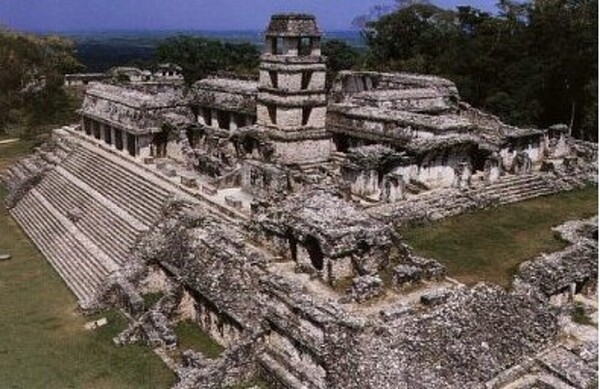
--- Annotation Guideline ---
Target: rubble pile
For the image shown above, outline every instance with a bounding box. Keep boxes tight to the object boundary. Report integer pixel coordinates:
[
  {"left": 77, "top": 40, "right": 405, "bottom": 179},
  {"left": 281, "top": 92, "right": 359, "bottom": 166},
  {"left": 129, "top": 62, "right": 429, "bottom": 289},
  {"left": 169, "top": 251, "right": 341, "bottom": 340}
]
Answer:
[
  {"left": 136, "top": 206, "right": 268, "bottom": 331},
  {"left": 343, "top": 275, "right": 384, "bottom": 303},
  {"left": 515, "top": 217, "right": 598, "bottom": 298},
  {"left": 328, "top": 283, "right": 559, "bottom": 388}
]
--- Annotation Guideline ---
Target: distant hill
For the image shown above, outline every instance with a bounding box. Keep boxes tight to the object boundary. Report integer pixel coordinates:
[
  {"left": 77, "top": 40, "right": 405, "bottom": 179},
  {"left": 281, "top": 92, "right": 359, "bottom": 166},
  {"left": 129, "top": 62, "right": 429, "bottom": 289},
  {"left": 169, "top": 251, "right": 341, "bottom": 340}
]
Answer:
[{"left": 58, "top": 30, "right": 363, "bottom": 72}]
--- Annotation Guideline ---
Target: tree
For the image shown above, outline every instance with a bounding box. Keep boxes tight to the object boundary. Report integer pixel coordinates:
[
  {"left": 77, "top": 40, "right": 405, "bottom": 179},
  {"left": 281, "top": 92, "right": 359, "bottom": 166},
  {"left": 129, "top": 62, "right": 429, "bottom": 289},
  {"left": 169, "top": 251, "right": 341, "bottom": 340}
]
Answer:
[
  {"left": 0, "top": 29, "right": 83, "bottom": 136},
  {"left": 321, "top": 39, "right": 362, "bottom": 89},
  {"left": 156, "top": 36, "right": 259, "bottom": 84}
]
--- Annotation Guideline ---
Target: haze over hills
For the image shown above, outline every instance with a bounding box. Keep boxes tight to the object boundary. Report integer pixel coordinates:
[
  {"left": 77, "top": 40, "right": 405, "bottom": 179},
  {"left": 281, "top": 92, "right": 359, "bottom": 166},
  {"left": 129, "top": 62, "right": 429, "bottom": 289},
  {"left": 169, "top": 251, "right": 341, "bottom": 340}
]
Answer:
[{"left": 55, "top": 30, "right": 363, "bottom": 72}]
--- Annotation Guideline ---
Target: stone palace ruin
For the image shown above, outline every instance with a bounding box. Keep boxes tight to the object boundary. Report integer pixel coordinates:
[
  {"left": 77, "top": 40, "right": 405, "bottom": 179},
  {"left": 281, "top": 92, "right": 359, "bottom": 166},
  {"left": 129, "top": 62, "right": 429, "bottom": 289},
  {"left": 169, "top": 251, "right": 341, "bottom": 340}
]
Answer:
[{"left": 2, "top": 14, "right": 598, "bottom": 389}]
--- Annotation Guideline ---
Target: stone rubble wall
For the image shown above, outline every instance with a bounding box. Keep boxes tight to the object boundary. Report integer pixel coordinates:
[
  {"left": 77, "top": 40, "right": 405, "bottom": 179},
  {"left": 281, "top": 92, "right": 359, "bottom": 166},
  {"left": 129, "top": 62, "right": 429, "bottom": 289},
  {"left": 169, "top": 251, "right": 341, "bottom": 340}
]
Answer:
[
  {"left": 514, "top": 217, "right": 598, "bottom": 299},
  {"left": 326, "top": 283, "right": 559, "bottom": 389}
]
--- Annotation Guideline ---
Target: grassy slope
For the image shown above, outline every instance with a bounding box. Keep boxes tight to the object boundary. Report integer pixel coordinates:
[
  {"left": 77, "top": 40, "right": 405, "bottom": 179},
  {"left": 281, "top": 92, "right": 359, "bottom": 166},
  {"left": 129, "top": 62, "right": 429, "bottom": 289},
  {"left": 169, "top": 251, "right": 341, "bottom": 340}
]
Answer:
[
  {"left": 173, "top": 320, "right": 224, "bottom": 360},
  {"left": 402, "top": 186, "right": 598, "bottom": 287},
  {"left": 0, "top": 141, "right": 175, "bottom": 388}
]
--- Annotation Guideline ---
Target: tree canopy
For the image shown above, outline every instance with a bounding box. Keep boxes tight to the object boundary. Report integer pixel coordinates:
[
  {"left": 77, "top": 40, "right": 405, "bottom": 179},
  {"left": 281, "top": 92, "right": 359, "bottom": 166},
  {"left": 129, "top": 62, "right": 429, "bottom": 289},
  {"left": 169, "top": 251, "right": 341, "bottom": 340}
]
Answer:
[
  {"left": 155, "top": 36, "right": 260, "bottom": 84},
  {"left": 359, "top": 0, "right": 598, "bottom": 140},
  {"left": 0, "top": 28, "right": 83, "bottom": 137}
]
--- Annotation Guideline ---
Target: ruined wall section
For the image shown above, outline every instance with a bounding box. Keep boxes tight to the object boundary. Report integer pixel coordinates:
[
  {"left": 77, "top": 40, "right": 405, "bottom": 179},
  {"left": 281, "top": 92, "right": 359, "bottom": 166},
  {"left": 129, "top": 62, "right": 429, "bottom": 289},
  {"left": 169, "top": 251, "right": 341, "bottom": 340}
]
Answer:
[
  {"left": 252, "top": 190, "right": 395, "bottom": 282},
  {"left": 1, "top": 129, "right": 76, "bottom": 208},
  {"left": 514, "top": 217, "right": 598, "bottom": 299},
  {"left": 330, "top": 71, "right": 459, "bottom": 103},
  {"left": 192, "top": 78, "right": 258, "bottom": 120},
  {"left": 134, "top": 204, "right": 269, "bottom": 347},
  {"left": 81, "top": 83, "right": 187, "bottom": 134},
  {"left": 326, "top": 283, "right": 559, "bottom": 388}
]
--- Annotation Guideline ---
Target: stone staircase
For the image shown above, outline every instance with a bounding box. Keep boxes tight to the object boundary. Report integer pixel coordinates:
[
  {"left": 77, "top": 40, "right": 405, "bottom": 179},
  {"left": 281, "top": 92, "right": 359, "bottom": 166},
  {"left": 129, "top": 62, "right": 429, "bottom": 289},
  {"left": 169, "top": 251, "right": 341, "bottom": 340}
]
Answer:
[
  {"left": 35, "top": 169, "right": 145, "bottom": 266},
  {"left": 7, "top": 128, "right": 206, "bottom": 309},
  {"left": 370, "top": 171, "right": 590, "bottom": 226},
  {"left": 11, "top": 190, "right": 116, "bottom": 308},
  {"left": 465, "top": 173, "right": 558, "bottom": 205},
  {"left": 60, "top": 145, "right": 173, "bottom": 226}
]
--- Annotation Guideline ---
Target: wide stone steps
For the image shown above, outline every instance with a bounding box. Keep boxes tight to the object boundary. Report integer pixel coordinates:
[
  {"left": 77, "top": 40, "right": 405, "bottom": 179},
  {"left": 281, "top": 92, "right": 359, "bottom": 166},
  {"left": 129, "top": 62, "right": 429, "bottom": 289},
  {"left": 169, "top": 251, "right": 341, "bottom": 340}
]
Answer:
[
  {"left": 370, "top": 172, "right": 576, "bottom": 225},
  {"left": 61, "top": 127, "right": 249, "bottom": 226},
  {"left": 35, "top": 170, "right": 139, "bottom": 266},
  {"left": 258, "top": 353, "right": 317, "bottom": 389},
  {"left": 11, "top": 191, "right": 112, "bottom": 308},
  {"left": 62, "top": 154, "right": 166, "bottom": 223},
  {"left": 46, "top": 169, "right": 143, "bottom": 239},
  {"left": 61, "top": 148, "right": 170, "bottom": 226},
  {"left": 466, "top": 173, "right": 557, "bottom": 205}
]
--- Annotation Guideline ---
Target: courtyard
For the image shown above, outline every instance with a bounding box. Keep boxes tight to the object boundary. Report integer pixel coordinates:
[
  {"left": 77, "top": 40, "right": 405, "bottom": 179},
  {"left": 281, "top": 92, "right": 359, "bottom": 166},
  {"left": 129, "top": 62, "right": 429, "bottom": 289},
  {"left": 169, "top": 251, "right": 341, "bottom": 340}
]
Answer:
[{"left": 402, "top": 186, "right": 598, "bottom": 287}]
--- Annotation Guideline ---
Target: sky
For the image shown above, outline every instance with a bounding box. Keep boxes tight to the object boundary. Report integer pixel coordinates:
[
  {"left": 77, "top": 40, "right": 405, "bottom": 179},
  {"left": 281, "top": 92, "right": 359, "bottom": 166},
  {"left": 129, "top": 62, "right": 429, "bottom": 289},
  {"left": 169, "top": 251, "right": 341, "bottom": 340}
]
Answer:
[{"left": 0, "top": 0, "right": 498, "bottom": 32}]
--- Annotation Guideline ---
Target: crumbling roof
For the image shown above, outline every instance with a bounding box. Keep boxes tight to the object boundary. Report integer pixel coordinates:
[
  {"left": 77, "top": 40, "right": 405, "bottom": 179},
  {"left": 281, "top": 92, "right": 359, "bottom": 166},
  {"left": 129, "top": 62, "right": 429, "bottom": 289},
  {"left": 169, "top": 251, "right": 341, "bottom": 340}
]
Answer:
[
  {"left": 260, "top": 190, "right": 393, "bottom": 258},
  {"left": 65, "top": 73, "right": 109, "bottom": 80},
  {"left": 81, "top": 84, "right": 189, "bottom": 133},
  {"left": 265, "top": 14, "right": 321, "bottom": 37},
  {"left": 329, "top": 104, "right": 473, "bottom": 133},
  {"left": 192, "top": 78, "right": 258, "bottom": 115},
  {"left": 141, "top": 208, "right": 268, "bottom": 329},
  {"left": 345, "top": 145, "right": 411, "bottom": 170},
  {"left": 194, "top": 78, "right": 258, "bottom": 95},
  {"left": 157, "top": 63, "right": 182, "bottom": 72},
  {"left": 352, "top": 88, "right": 454, "bottom": 101},
  {"left": 110, "top": 66, "right": 145, "bottom": 76},
  {"left": 515, "top": 217, "right": 598, "bottom": 297},
  {"left": 333, "top": 71, "right": 459, "bottom": 96},
  {"left": 85, "top": 83, "right": 185, "bottom": 109}
]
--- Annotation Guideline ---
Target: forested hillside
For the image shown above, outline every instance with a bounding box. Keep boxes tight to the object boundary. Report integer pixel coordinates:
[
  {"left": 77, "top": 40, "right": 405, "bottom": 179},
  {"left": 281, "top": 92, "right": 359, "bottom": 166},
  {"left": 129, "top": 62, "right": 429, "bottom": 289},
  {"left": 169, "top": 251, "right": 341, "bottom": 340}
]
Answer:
[{"left": 0, "top": 28, "right": 82, "bottom": 137}]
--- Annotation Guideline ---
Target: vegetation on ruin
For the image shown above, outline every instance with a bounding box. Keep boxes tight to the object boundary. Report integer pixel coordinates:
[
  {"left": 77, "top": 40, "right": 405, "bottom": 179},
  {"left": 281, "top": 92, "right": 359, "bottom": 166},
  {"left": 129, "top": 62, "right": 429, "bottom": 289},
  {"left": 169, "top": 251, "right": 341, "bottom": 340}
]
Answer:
[
  {"left": 173, "top": 320, "right": 224, "bottom": 359},
  {"left": 0, "top": 29, "right": 83, "bottom": 139},
  {"left": 571, "top": 303, "right": 595, "bottom": 326},
  {"left": 0, "top": 138, "right": 43, "bottom": 171},
  {"left": 355, "top": 0, "right": 598, "bottom": 141},
  {"left": 226, "top": 379, "right": 269, "bottom": 389},
  {"left": 0, "top": 145, "right": 176, "bottom": 388},
  {"left": 402, "top": 186, "right": 598, "bottom": 288},
  {"left": 141, "top": 291, "right": 165, "bottom": 308}
]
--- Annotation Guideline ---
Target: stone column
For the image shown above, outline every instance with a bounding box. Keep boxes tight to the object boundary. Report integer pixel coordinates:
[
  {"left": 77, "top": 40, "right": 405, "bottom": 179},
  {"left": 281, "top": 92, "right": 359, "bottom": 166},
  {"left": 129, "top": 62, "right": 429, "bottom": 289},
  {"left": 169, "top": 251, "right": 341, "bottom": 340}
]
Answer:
[
  {"left": 123, "top": 131, "right": 128, "bottom": 153},
  {"left": 111, "top": 127, "right": 116, "bottom": 148},
  {"left": 211, "top": 109, "right": 219, "bottom": 128},
  {"left": 230, "top": 114, "right": 238, "bottom": 131}
]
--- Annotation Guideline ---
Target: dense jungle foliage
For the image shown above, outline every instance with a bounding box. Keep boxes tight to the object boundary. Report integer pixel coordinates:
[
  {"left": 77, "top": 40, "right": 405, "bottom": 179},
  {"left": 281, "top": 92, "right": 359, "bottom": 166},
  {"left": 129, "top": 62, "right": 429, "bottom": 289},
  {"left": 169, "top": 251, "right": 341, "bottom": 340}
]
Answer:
[{"left": 0, "top": 28, "right": 83, "bottom": 138}]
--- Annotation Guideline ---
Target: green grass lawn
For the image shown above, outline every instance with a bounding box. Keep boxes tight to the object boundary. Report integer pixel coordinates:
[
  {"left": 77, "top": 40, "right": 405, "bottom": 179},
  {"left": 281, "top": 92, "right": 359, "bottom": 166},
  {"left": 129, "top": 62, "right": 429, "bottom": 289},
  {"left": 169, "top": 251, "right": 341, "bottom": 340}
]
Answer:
[
  {"left": 174, "top": 320, "right": 224, "bottom": 359},
  {"left": 0, "top": 138, "right": 41, "bottom": 171},
  {"left": 0, "top": 147, "right": 176, "bottom": 388},
  {"left": 402, "top": 186, "right": 598, "bottom": 288}
]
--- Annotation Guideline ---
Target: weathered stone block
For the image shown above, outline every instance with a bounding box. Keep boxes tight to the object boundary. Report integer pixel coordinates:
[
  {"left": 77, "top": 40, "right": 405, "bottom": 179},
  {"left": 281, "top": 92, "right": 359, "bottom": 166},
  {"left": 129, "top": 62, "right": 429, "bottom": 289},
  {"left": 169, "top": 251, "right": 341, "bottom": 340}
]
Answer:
[
  {"left": 202, "top": 185, "right": 217, "bottom": 196},
  {"left": 180, "top": 176, "right": 198, "bottom": 188}
]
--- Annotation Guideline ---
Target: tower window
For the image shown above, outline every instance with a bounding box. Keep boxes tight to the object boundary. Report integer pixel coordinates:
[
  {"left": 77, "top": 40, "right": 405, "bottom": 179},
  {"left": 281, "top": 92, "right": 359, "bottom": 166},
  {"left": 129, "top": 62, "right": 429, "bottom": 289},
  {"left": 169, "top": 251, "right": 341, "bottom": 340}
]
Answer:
[
  {"left": 202, "top": 108, "right": 212, "bottom": 125},
  {"left": 301, "top": 71, "right": 313, "bottom": 90},
  {"left": 299, "top": 37, "right": 311, "bottom": 56},
  {"left": 268, "top": 104, "right": 277, "bottom": 125},
  {"left": 271, "top": 37, "right": 277, "bottom": 54},
  {"left": 217, "top": 110, "right": 230, "bottom": 130},
  {"left": 302, "top": 107, "right": 312, "bottom": 126},
  {"left": 269, "top": 71, "right": 278, "bottom": 88}
]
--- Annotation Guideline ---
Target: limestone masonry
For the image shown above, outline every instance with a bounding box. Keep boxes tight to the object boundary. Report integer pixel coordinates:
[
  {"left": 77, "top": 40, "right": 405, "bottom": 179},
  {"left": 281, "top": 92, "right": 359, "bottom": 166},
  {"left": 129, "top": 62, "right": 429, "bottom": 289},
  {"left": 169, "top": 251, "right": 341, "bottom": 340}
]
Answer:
[{"left": 2, "top": 14, "right": 598, "bottom": 389}]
